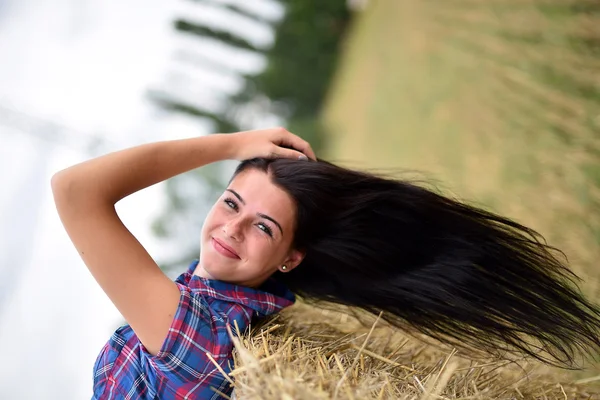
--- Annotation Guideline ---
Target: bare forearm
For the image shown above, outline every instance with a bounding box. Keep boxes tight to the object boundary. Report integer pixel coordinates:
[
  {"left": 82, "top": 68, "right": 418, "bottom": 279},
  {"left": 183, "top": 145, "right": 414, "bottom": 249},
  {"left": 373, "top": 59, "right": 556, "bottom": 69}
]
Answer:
[{"left": 52, "top": 134, "right": 234, "bottom": 205}]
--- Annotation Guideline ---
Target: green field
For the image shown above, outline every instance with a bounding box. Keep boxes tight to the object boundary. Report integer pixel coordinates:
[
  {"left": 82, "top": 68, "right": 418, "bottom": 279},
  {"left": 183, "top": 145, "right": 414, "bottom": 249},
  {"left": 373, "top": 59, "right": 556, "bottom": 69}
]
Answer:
[{"left": 321, "top": 0, "right": 600, "bottom": 302}]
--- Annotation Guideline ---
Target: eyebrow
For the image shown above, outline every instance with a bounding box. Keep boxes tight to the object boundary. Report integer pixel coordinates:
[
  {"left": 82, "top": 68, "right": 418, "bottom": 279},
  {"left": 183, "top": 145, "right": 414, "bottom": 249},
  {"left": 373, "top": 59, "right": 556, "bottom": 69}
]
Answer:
[{"left": 226, "top": 189, "right": 284, "bottom": 236}]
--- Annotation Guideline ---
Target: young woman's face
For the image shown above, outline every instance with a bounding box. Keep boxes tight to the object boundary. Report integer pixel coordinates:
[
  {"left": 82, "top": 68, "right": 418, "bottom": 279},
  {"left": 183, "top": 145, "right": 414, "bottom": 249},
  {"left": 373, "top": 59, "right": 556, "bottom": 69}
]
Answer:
[{"left": 198, "top": 168, "right": 304, "bottom": 287}]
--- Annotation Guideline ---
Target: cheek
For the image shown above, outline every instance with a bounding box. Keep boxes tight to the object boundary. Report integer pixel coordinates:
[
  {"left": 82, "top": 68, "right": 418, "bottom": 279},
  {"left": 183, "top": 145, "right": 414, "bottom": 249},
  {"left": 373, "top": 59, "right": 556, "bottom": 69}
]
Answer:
[
  {"left": 202, "top": 208, "right": 224, "bottom": 236},
  {"left": 246, "top": 238, "right": 283, "bottom": 265}
]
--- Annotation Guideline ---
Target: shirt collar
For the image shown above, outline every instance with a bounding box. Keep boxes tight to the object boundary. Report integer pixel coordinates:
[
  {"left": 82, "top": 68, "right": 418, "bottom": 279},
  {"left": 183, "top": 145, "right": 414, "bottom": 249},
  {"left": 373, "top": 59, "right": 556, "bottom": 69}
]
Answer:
[{"left": 176, "top": 259, "right": 296, "bottom": 317}]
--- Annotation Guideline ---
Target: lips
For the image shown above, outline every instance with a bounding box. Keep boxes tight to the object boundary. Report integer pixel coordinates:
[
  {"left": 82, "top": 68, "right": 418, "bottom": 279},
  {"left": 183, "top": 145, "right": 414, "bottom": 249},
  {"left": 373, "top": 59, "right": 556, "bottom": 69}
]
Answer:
[{"left": 212, "top": 237, "right": 240, "bottom": 259}]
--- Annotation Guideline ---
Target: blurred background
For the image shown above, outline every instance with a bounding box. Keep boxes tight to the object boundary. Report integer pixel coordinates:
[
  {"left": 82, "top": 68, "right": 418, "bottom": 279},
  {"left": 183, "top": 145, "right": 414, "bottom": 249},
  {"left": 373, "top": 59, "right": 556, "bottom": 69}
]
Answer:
[{"left": 0, "top": 0, "right": 599, "bottom": 398}]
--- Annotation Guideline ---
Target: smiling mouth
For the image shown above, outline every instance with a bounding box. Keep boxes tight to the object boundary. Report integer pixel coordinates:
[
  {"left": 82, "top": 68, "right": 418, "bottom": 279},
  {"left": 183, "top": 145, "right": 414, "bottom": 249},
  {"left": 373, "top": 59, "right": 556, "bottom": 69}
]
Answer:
[{"left": 212, "top": 238, "right": 240, "bottom": 259}]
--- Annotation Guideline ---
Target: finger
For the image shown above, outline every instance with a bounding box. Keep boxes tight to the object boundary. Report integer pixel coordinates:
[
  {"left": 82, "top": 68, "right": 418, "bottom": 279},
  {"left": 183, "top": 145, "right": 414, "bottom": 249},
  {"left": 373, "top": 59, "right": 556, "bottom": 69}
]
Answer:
[
  {"left": 293, "top": 140, "right": 316, "bottom": 161},
  {"left": 278, "top": 133, "right": 317, "bottom": 160},
  {"left": 270, "top": 146, "right": 308, "bottom": 160},
  {"left": 302, "top": 144, "right": 316, "bottom": 161}
]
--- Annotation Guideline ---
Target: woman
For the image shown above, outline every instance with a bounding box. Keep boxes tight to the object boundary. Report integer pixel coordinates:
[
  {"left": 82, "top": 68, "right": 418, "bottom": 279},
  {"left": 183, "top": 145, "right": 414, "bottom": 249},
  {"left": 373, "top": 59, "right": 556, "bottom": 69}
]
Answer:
[{"left": 52, "top": 127, "right": 600, "bottom": 399}]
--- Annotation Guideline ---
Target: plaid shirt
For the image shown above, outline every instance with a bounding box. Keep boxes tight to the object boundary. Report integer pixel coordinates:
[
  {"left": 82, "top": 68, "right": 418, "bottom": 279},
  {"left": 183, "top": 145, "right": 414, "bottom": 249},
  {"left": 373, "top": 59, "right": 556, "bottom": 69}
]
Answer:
[{"left": 92, "top": 259, "right": 295, "bottom": 399}]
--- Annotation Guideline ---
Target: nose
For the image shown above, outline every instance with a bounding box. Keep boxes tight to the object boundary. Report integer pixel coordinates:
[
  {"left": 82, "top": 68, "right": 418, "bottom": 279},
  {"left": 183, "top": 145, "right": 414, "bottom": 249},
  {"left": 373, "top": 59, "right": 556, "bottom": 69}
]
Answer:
[{"left": 222, "top": 218, "right": 244, "bottom": 241}]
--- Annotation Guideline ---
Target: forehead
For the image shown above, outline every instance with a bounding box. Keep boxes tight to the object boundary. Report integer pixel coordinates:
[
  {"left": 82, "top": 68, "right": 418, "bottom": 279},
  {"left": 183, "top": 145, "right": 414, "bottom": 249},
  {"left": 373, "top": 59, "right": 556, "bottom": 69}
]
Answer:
[{"left": 228, "top": 169, "right": 296, "bottom": 224}]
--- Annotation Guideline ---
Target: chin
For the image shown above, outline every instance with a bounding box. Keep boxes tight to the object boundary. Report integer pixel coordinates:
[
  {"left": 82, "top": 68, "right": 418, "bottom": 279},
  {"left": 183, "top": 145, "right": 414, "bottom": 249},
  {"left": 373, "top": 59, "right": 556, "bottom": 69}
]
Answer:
[
  {"left": 198, "top": 265, "right": 217, "bottom": 280},
  {"left": 201, "top": 256, "right": 235, "bottom": 280}
]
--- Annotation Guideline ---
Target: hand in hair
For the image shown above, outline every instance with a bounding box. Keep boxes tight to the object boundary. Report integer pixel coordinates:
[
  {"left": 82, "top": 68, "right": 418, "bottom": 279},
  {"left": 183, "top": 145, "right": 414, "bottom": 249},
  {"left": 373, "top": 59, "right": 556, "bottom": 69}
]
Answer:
[{"left": 229, "top": 127, "right": 316, "bottom": 161}]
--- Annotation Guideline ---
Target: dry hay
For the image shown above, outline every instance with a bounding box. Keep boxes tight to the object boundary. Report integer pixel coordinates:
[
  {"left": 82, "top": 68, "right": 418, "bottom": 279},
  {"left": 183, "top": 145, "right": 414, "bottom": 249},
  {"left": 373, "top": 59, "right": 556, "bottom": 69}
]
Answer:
[{"left": 215, "top": 302, "right": 600, "bottom": 400}]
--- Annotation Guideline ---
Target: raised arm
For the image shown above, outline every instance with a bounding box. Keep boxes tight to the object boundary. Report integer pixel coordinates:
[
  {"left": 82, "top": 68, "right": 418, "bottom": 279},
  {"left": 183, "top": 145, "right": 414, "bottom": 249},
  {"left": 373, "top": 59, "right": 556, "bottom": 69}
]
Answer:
[{"left": 51, "top": 128, "right": 314, "bottom": 355}]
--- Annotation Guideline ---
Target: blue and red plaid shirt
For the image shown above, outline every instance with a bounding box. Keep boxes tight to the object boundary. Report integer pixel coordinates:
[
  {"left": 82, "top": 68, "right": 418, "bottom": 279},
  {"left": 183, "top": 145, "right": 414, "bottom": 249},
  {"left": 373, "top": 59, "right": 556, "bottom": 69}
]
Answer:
[{"left": 92, "top": 259, "right": 296, "bottom": 399}]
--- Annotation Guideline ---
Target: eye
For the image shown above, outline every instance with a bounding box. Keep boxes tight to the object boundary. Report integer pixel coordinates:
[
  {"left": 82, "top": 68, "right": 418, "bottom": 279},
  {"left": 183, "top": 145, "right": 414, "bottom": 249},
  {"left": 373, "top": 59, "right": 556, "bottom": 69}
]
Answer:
[
  {"left": 224, "top": 197, "right": 238, "bottom": 210},
  {"left": 257, "top": 222, "right": 273, "bottom": 237}
]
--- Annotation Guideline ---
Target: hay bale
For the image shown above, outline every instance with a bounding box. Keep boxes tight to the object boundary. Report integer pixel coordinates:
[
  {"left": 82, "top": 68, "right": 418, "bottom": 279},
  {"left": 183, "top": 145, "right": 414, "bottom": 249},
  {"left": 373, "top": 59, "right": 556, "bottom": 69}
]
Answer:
[{"left": 225, "top": 302, "right": 600, "bottom": 399}]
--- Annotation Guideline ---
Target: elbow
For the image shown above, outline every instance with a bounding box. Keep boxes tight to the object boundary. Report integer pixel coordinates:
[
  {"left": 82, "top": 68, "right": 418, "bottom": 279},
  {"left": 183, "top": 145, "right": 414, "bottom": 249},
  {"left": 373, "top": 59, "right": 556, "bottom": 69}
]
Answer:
[
  {"left": 51, "top": 170, "right": 82, "bottom": 206},
  {"left": 51, "top": 171, "right": 71, "bottom": 206},
  {"left": 51, "top": 170, "right": 71, "bottom": 195},
  {"left": 51, "top": 171, "right": 111, "bottom": 209},
  {"left": 50, "top": 171, "right": 63, "bottom": 192}
]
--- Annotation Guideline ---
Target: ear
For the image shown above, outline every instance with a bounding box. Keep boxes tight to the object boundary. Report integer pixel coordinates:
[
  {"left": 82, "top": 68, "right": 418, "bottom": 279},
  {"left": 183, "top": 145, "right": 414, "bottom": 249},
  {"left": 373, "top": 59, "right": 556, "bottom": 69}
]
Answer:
[{"left": 280, "top": 248, "right": 305, "bottom": 272}]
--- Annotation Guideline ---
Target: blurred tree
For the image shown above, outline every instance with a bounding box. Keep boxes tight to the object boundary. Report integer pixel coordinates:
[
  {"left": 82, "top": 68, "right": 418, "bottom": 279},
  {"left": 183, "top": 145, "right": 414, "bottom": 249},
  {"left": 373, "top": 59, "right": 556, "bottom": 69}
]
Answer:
[
  {"left": 236, "top": 0, "right": 351, "bottom": 150},
  {"left": 187, "top": 0, "right": 280, "bottom": 26},
  {"left": 246, "top": 1, "right": 350, "bottom": 117},
  {"left": 148, "top": 89, "right": 241, "bottom": 134},
  {"left": 150, "top": 0, "right": 350, "bottom": 142},
  {"left": 175, "top": 19, "right": 265, "bottom": 53}
]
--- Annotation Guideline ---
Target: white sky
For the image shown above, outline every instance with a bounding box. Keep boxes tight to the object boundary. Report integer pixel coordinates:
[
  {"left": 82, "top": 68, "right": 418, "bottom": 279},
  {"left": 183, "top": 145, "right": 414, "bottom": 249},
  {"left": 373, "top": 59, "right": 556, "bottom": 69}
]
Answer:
[{"left": 0, "top": 0, "right": 282, "bottom": 398}]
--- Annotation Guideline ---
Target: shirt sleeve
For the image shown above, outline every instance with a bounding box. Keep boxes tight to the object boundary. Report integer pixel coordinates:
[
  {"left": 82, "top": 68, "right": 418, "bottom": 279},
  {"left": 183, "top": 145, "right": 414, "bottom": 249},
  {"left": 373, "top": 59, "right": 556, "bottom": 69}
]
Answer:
[{"left": 140, "top": 282, "right": 229, "bottom": 387}]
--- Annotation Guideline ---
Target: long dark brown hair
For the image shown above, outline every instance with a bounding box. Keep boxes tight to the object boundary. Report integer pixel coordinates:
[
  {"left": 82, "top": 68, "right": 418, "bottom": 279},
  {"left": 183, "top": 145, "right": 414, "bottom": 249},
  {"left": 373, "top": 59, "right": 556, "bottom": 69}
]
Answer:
[{"left": 232, "top": 157, "right": 600, "bottom": 369}]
